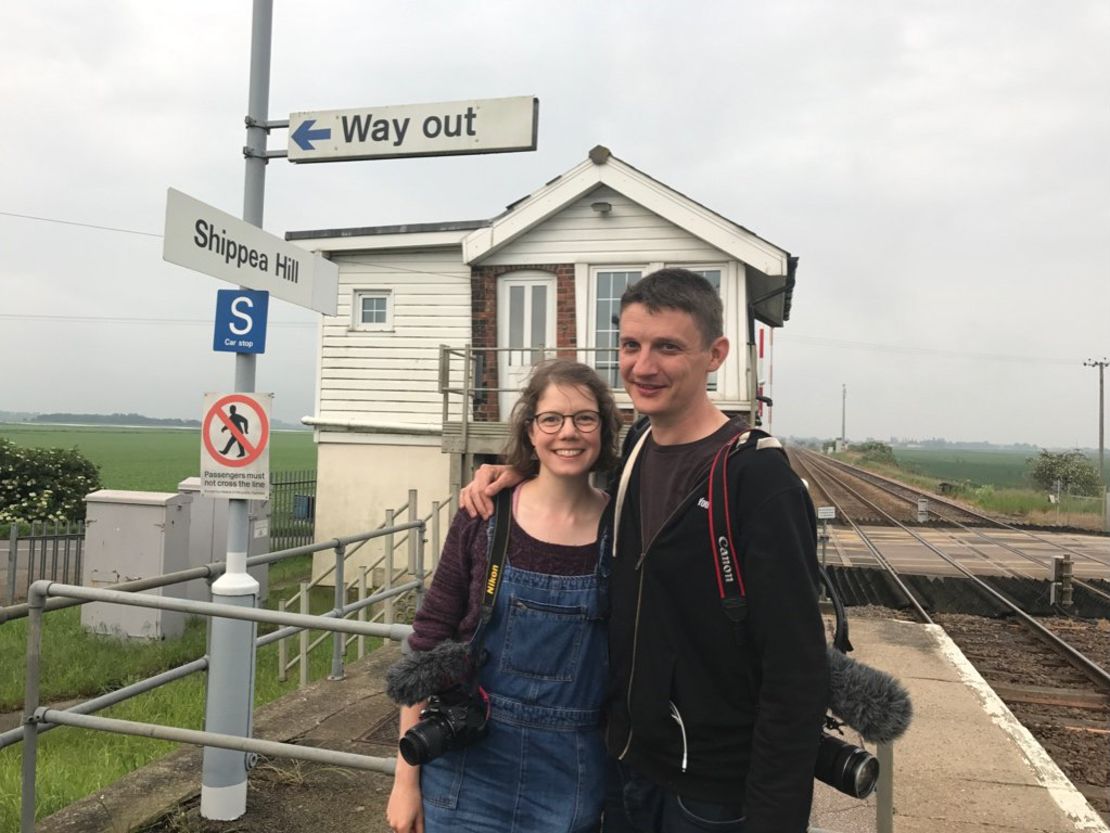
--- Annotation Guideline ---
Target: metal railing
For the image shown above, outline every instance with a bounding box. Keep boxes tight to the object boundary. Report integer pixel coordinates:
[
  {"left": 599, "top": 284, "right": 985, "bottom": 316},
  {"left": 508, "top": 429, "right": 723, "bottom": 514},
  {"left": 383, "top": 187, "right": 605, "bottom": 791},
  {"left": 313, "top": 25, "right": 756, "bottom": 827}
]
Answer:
[
  {"left": 5, "top": 520, "right": 85, "bottom": 606},
  {"left": 276, "top": 489, "right": 454, "bottom": 685},
  {"left": 270, "top": 469, "right": 316, "bottom": 550},
  {"left": 439, "top": 342, "right": 596, "bottom": 423},
  {"left": 2, "top": 515, "right": 428, "bottom": 832}
]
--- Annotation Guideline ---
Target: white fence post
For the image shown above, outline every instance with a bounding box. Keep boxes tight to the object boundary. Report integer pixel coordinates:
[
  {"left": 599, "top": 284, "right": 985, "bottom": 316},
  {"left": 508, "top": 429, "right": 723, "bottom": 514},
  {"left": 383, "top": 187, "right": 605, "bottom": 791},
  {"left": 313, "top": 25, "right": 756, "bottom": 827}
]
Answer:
[
  {"left": 277, "top": 596, "right": 288, "bottom": 682},
  {"left": 384, "top": 510, "right": 395, "bottom": 626},
  {"left": 357, "top": 566, "right": 368, "bottom": 659},
  {"left": 298, "top": 582, "right": 309, "bottom": 689}
]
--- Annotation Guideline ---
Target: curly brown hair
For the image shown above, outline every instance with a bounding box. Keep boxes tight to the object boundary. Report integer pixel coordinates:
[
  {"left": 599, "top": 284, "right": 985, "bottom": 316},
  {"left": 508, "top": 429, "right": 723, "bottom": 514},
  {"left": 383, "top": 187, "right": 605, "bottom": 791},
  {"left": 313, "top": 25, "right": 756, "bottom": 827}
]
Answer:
[{"left": 503, "top": 359, "right": 621, "bottom": 477}]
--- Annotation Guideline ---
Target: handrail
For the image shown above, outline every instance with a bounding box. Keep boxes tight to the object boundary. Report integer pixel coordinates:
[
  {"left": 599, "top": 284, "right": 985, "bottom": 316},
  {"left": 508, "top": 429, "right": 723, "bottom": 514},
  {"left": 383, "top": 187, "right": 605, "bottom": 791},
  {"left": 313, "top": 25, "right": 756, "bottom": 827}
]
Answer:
[
  {"left": 18, "top": 580, "right": 411, "bottom": 831},
  {"left": 277, "top": 499, "right": 415, "bottom": 608},
  {"left": 1, "top": 522, "right": 421, "bottom": 624}
]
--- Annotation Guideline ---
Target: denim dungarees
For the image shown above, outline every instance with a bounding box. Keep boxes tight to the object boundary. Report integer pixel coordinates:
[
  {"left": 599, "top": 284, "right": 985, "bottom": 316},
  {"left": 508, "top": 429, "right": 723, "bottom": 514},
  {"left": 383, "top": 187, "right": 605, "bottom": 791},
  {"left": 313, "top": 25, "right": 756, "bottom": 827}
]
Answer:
[{"left": 421, "top": 516, "right": 610, "bottom": 832}]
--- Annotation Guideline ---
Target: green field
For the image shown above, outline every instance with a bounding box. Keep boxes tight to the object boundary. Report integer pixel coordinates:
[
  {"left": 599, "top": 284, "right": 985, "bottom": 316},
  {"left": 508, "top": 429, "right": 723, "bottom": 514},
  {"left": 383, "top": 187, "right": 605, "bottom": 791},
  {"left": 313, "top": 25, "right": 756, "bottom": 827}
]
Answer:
[
  {"left": 892, "top": 448, "right": 1035, "bottom": 489},
  {"left": 0, "top": 423, "right": 315, "bottom": 492}
]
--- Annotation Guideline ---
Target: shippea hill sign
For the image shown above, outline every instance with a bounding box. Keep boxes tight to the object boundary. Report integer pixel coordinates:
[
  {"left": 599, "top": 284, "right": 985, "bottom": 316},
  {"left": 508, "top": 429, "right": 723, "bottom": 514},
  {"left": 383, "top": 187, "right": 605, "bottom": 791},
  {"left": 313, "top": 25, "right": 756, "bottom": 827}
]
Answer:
[{"left": 163, "top": 188, "right": 339, "bottom": 315}]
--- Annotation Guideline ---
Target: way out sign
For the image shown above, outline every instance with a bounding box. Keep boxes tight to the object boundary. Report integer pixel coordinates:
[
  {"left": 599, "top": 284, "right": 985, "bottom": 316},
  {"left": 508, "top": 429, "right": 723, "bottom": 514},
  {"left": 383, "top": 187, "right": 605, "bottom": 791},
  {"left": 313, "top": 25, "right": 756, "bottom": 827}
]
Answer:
[
  {"left": 201, "top": 393, "right": 272, "bottom": 498},
  {"left": 288, "top": 96, "right": 538, "bottom": 163}
]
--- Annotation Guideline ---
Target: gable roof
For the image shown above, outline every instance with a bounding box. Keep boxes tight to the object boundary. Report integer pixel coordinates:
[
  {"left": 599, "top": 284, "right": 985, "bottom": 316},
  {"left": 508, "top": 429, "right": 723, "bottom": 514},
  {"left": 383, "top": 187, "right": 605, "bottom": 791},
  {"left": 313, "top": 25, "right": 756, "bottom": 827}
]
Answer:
[
  {"left": 463, "top": 146, "right": 795, "bottom": 324},
  {"left": 465, "top": 146, "right": 787, "bottom": 271}
]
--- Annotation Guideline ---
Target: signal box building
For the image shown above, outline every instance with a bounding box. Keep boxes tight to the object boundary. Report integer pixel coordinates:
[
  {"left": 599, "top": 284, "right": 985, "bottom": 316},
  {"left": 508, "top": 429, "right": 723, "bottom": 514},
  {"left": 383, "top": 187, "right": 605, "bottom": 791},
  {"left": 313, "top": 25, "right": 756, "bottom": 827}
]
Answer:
[{"left": 289, "top": 146, "right": 798, "bottom": 555}]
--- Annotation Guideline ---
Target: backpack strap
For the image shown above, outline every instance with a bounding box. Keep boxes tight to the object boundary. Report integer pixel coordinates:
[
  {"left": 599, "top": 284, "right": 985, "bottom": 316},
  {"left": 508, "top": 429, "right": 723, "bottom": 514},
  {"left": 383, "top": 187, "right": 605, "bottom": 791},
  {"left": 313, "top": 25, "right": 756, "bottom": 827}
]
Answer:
[{"left": 612, "top": 424, "right": 652, "bottom": 560}]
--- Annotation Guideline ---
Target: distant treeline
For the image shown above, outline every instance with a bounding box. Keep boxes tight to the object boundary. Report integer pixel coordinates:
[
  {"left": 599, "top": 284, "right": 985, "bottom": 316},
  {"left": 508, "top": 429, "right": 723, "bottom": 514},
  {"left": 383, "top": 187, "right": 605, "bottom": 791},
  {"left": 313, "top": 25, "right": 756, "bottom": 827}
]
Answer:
[{"left": 31, "top": 412, "right": 201, "bottom": 428}]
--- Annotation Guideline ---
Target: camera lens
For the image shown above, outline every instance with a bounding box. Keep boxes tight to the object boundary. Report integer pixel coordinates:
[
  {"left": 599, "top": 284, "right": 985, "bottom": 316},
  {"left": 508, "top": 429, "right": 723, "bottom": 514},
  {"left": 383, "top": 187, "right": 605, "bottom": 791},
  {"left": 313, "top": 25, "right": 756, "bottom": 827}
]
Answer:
[
  {"left": 814, "top": 734, "right": 880, "bottom": 799},
  {"left": 399, "top": 716, "right": 450, "bottom": 766}
]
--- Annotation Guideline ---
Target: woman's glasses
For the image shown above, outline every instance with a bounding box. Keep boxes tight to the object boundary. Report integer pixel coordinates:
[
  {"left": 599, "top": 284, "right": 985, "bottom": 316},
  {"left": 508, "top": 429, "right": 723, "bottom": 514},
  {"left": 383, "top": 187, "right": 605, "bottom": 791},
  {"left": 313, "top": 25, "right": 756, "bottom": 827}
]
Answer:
[{"left": 531, "top": 411, "right": 602, "bottom": 434}]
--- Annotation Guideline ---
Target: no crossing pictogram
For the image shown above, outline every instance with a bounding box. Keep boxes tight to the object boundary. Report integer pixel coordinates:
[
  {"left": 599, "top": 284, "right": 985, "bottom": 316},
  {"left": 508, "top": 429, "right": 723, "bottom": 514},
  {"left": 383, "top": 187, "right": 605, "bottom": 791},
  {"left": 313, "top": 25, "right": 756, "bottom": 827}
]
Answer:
[{"left": 203, "top": 394, "right": 270, "bottom": 468}]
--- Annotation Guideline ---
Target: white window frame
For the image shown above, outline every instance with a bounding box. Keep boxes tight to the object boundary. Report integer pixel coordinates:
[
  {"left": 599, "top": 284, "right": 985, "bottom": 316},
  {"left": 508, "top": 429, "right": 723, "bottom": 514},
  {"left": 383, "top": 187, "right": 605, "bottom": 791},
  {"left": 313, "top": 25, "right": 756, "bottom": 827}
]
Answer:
[
  {"left": 578, "top": 262, "right": 745, "bottom": 406},
  {"left": 351, "top": 289, "right": 393, "bottom": 332},
  {"left": 584, "top": 265, "right": 647, "bottom": 397},
  {"left": 669, "top": 263, "right": 740, "bottom": 402}
]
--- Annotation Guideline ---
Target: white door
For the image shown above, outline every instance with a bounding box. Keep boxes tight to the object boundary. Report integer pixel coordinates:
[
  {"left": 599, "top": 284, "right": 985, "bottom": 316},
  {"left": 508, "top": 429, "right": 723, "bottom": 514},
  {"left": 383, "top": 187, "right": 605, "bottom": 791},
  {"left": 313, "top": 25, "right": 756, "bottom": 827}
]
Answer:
[{"left": 497, "top": 272, "right": 557, "bottom": 416}]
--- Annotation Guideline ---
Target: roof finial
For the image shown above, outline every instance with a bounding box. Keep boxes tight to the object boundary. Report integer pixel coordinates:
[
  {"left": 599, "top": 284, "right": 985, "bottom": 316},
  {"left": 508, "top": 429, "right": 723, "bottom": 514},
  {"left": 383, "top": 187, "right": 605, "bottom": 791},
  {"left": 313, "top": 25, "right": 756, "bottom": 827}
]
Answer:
[{"left": 588, "top": 145, "right": 611, "bottom": 165}]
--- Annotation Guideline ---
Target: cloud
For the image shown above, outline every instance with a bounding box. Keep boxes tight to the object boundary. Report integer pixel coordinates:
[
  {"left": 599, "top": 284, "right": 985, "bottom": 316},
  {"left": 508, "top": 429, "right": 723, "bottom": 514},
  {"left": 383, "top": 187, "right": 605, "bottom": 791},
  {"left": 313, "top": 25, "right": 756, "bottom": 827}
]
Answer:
[{"left": 1, "top": 1, "right": 1108, "bottom": 447}]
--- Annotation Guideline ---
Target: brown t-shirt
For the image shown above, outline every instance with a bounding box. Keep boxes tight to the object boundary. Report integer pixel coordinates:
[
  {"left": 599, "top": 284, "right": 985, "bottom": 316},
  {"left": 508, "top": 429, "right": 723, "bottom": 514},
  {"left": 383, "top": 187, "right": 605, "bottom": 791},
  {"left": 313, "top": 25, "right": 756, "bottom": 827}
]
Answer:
[{"left": 638, "top": 417, "right": 746, "bottom": 549}]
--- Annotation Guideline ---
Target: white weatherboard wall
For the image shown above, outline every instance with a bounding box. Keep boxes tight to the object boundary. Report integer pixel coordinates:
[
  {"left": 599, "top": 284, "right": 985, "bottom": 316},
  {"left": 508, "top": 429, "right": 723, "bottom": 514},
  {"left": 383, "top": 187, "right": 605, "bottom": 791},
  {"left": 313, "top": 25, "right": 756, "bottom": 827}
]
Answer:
[
  {"left": 321, "top": 248, "right": 470, "bottom": 427},
  {"left": 479, "top": 187, "right": 730, "bottom": 265},
  {"left": 310, "top": 246, "right": 469, "bottom": 585}
]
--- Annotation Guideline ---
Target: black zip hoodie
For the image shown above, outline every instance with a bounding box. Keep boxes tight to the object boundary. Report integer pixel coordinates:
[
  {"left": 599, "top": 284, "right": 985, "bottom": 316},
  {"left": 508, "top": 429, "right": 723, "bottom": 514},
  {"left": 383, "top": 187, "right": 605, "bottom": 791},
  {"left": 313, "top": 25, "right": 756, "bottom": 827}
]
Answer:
[{"left": 604, "top": 427, "right": 829, "bottom": 833}]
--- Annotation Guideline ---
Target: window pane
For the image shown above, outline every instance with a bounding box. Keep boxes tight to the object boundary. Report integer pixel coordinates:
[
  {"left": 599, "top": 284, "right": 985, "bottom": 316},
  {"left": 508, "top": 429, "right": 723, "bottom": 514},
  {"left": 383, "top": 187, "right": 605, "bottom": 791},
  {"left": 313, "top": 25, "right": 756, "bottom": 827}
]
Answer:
[
  {"left": 685, "top": 271, "right": 721, "bottom": 390},
  {"left": 594, "top": 270, "right": 641, "bottom": 388},
  {"left": 530, "top": 285, "right": 547, "bottom": 348},
  {"left": 360, "top": 295, "right": 387, "bottom": 324},
  {"left": 509, "top": 285, "right": 524, "bottom": 349},
  {"left": 691, "top": 269, "right": 721, "bottom": 291}
]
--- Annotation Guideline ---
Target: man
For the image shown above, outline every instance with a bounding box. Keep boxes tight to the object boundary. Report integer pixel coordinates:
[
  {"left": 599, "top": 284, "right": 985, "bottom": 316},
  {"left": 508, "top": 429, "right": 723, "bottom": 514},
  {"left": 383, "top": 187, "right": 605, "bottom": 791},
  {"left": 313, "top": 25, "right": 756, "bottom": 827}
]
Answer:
[
  {"left": 218, "top": 404, "right": 249, "bottom": 458},
  {"left": 462, "top": 268, "right": 827, "bottom": 832}
]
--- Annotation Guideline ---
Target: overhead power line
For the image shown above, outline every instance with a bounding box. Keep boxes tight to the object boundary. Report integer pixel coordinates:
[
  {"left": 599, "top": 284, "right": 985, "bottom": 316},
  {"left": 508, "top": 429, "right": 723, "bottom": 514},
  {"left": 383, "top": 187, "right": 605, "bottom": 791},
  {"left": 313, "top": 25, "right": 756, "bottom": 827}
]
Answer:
[
  {"left": 0, "top": 313, "right": 313, "bottom": 327},
  {"left": 0, "top": 209, "right": 162, "bottom": 238}
]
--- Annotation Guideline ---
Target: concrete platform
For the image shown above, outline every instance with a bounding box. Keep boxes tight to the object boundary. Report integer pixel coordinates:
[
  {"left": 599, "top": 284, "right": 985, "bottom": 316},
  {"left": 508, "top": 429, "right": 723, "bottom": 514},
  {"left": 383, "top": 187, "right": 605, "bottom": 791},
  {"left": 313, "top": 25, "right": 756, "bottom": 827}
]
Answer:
[
  {"left": 815, "top": 617, "right": 1109, "bottom": 833},
  {"left": 36, "top": 618, "right": 1110, "bottom": 832}
]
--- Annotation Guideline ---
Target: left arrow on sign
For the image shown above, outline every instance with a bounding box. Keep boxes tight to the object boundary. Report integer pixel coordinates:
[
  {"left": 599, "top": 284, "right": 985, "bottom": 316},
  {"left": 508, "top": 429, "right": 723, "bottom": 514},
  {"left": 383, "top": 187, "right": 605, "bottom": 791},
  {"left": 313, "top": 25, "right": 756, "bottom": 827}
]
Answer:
[{"left": 292, "top": 119, "right": 331, "bottom": 151}]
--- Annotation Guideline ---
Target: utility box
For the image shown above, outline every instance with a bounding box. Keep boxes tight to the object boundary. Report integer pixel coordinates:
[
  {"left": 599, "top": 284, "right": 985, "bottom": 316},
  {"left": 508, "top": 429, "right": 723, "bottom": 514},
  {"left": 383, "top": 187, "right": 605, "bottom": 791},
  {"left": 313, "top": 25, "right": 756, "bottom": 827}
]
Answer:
[
  {"left": 81, "top": 490, "right": 191, "bottom": 639},
  {"left": 177, "top": 477, "right": 270, "bottom": 602}
]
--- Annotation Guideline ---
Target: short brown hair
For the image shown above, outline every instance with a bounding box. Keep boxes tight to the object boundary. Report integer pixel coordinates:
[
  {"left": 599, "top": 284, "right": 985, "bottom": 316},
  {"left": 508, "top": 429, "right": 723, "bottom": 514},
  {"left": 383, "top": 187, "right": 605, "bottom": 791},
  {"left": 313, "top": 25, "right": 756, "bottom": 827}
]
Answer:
[
  {"left": 620, "top": 267, "right": 723, "bottom": 347},
  {"left": 503, "top": 359, "right": 621, "bottom": 477}
]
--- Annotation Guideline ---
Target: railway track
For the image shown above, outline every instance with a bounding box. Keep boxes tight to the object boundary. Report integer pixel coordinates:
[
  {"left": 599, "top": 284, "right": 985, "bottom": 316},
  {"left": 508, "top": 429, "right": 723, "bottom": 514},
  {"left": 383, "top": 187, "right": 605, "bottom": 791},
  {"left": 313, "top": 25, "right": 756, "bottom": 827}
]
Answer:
[
  {"left": 789, "top": 448, "right": 1110, "bottom": 816},
  {"left": 797, "top": 449, "right": 1110, "bottom": 605}
]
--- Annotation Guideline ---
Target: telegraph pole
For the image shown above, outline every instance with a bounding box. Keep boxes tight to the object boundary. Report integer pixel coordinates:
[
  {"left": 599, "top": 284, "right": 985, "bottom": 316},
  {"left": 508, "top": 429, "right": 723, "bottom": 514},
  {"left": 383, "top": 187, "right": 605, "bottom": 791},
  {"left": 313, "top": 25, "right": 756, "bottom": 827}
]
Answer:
[
  {"left": 841, "top": 383, "right": 847, "bottom": 445},
  {"left": 1084, "top": 357, "right": 1108, "bottom": 530}
]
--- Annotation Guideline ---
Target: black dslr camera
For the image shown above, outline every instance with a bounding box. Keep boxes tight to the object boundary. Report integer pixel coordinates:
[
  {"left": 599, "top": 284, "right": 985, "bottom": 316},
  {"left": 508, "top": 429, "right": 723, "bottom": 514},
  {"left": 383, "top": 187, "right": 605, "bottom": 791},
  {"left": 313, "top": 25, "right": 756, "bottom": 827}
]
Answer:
[
  {"left": 813, "top": 567, "right": 910, "bottom": 800},
  {"left": 814, "top": 730, "right": 879, "bottom": 798},
  {"left": 398, "top": 684, "right": 490, "bottom": 766}
]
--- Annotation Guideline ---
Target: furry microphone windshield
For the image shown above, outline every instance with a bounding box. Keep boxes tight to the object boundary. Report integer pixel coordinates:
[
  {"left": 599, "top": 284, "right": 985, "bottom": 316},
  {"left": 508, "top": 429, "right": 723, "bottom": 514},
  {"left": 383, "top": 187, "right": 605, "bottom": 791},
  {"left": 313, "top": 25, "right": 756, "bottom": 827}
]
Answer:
[
  {"left": 827, "top": 647, "right": 913, "bottom": 744},
  {"left": 386, "top": 640, "right": 472, "bottom": 706}
]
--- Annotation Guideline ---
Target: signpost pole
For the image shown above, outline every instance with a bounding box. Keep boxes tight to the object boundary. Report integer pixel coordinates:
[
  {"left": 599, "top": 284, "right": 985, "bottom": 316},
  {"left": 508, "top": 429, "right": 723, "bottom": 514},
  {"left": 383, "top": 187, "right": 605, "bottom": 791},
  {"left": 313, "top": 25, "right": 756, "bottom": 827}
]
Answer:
[{"left": 200, "top": 0, "right": 269, "bottom": 820}]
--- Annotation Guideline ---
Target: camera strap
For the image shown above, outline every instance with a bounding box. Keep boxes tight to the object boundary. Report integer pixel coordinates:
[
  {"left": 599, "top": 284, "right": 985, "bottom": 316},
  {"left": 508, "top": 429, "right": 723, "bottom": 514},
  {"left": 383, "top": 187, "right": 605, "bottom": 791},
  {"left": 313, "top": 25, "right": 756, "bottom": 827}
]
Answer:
[
  {"left": 469, "top": 488, "right": 513, "bottom": 664},
  {"left": 708, "top": 430, "right": 854, "bottom": 652},
  {"left": 707, "top": 431, "right": 754, "bottom": 623}
]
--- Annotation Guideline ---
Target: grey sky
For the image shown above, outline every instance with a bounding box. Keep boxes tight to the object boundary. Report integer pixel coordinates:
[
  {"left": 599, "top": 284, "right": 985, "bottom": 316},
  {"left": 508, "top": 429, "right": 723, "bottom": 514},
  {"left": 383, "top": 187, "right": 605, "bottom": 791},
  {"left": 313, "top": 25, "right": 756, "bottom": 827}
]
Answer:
[{"left": 1, "top": 1, "right": 1107, "bottom": 446}]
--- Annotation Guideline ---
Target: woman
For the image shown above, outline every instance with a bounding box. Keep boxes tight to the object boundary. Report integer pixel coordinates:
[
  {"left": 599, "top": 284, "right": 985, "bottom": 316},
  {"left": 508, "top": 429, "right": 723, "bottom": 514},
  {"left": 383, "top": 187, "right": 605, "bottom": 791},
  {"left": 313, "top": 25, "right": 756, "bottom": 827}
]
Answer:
[{"left": 386, "top": 359, "right": 621, "bottom": 833}]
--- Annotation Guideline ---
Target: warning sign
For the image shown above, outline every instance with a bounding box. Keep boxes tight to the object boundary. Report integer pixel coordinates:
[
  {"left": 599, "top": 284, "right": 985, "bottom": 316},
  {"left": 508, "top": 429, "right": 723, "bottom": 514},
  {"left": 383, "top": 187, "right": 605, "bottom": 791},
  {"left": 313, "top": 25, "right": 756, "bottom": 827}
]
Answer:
[{"left": 200, "top": 392, "right": 272, "bottom": 498}]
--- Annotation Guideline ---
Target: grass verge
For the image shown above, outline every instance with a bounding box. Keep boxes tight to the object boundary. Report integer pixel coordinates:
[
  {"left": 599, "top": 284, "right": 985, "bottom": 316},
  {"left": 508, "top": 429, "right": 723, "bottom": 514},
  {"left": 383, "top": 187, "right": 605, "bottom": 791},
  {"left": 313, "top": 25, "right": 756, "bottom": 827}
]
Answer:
[
  {"left": 0, "top": 556, "right": 390, "bottom": 828},
  {"left": 840, "top": 453, "right": 1103, "bottom": 529}
]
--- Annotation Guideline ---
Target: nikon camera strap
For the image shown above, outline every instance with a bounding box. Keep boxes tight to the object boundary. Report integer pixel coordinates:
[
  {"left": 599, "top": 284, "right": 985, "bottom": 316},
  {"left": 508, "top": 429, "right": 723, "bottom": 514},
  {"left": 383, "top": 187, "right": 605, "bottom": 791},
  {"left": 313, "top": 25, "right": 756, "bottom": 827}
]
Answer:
[{"left": 469, "top": 488, "right": 513, "bottom": 663}]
